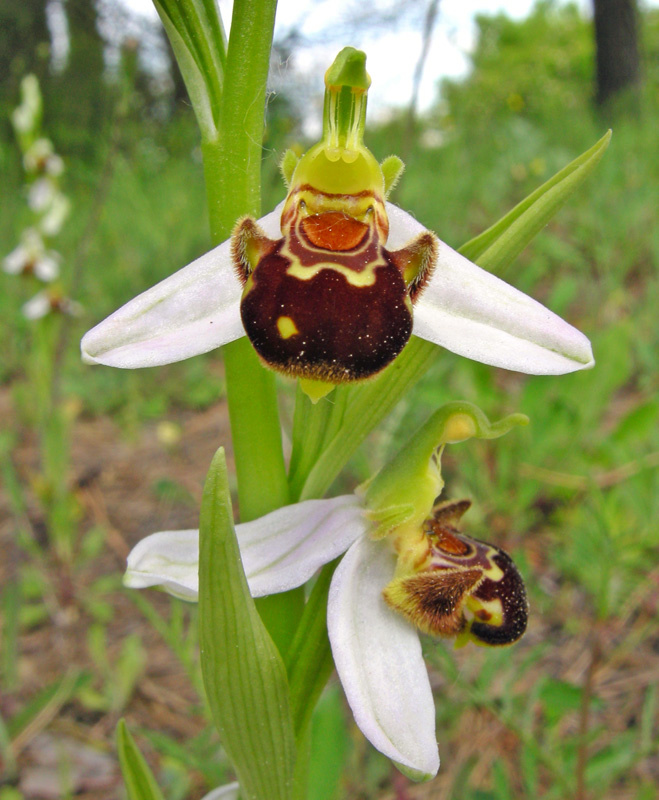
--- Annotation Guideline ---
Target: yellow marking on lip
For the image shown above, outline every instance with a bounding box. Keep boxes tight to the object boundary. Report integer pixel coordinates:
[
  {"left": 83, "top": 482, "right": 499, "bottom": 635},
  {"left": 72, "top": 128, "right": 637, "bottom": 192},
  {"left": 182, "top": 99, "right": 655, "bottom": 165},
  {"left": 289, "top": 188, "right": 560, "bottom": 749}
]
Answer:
[
  {"left": 284, "top": 258, "right": 381, "bottom": 286},
  {"left": 466, "top": 596, "right": 503, "bottom": 627},
  {"left": 277, "top": 316, "right": 299, "bottom": 339}
]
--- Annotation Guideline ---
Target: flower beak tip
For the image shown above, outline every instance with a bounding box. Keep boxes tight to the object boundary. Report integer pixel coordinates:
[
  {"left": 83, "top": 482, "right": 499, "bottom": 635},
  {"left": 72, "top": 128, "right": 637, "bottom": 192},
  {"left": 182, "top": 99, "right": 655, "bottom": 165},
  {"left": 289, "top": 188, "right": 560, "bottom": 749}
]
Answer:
[
  {"left": 394, "top": 759, "right": 439, "bottom": 783},
  {"left": 81, "top": 349, "right": 99, "bottom": 365},
  {"left": 80, "top": 332, "right": 99, "bottom": 365}
]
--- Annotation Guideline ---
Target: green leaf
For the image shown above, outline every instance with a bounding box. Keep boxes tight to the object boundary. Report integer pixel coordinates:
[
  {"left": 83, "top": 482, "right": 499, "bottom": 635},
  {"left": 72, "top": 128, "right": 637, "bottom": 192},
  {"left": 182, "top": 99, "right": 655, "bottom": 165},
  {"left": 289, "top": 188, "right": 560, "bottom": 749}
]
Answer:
[
  {"left": 153, "top": 0, "right": 226, "bottom": 141},
  {"left": 7, "top": 670, "right": 87, "bottom": 739},
  {"left": 199, "top": 448, "right": 296, "bottom": 800},
  {"left": 116, "top": 718, "right": 166, "bottom": 800},
  {"left": 459, "top": 130, "right": 612, "bottom": 272},
  {"left": 286, "top": 562, "right": 337, "bottom": 736},
  {"left": 538, "top": 678, "right": 586, "bottom": 726},
  {"left": 307, "top": 686, "right": 349, "bottom": 800},
  {"left": 640, "top": 683, "right": 657, "bottom": 751},
  {"left": 295, "top": 133, "right": 611, "bottom": 500}
]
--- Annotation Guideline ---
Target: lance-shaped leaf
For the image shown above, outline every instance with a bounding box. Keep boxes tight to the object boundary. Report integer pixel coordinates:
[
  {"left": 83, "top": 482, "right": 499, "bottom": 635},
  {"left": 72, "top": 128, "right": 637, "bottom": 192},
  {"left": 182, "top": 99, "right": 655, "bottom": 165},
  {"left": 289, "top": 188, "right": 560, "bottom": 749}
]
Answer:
[
  {"left": 116, "top": 719, "right": 166, "bottom": 800},
  {"left": 199, "top": 449, "right": 296, "bottom": 800},
  {"left": 459, "top": 130, "right": 612, "bottom": 270},
  {"left": 153, "top": 0, "right": 226, "bottom": 141}
]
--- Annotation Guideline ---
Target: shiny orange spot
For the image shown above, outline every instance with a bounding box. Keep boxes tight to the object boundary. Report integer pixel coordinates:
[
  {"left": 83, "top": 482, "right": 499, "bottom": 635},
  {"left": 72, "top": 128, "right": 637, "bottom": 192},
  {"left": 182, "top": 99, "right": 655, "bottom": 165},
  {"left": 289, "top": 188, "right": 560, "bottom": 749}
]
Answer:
[
  {"left": 301, "top": 212, "right": 368, "bottom": 251},
  {"left": 435, "top": 528, "right": 471, "bottom": 556}
]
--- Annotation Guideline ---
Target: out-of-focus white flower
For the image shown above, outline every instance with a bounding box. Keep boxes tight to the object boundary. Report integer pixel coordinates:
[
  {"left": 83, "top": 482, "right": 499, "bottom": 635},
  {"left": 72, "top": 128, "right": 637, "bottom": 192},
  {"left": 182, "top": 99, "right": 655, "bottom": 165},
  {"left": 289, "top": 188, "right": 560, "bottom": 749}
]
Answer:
[
  {"left": 23, "top": 138, "right": 64, "bottom": 176},
  {"left": 22, "top": 291, "right": 52, "bottom": 320},
  {"left": 22, "top": 289, "right": 82, "bottom": 320},
  {"left": 38, "top": 192, "right": 71, "bottom": 237},
  {"left": 28, "top": 178, "right": 57, "bottom": 212},
  {"left": 3, "top": 229, "right": 61, "bottom": 282},
  {"left": 11, "top": 75, "right": 42, "bottom": 136}
]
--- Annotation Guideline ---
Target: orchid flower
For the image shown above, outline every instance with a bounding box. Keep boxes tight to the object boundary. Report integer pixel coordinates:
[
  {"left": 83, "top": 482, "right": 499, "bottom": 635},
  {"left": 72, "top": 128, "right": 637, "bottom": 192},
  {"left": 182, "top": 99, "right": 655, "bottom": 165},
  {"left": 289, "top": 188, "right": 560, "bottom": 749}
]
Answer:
[
  {"left": 3, "top": 228, "right": 60, "bottom": 282},
  {"left": 125, "top": 402, "right": 529, "bottom": 780},
  {"left": 11, "top": 76, "right": 42, "bottom": 138},
  {"left": 23, "top": 138, "right": 65, "bottom": 177},
  {"left": 22, "top": 288, "right": 82, "bottom": 321},
  {"left": 81, "top": 48, "right": 593, "bottom": 402}
]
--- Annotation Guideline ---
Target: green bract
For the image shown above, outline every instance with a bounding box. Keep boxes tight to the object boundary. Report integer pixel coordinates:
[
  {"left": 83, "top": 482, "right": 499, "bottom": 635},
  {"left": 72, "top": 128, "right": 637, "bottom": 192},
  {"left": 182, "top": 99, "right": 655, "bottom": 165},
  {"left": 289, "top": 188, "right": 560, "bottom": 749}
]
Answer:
[{"left": 362, "top": 402, "right": 529, "bottom": 538}]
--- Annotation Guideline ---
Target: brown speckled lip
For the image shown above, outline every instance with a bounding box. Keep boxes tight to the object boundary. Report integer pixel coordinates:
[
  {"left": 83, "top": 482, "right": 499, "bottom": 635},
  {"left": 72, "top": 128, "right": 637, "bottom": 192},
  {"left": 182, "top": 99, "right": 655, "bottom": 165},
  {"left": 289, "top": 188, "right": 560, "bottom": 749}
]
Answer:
[
  {"left": 406, "top": 501, "right": 530, "bottom": 645},
  {"left": 240, "top": 246, "right": 413, "bottom": 382}
]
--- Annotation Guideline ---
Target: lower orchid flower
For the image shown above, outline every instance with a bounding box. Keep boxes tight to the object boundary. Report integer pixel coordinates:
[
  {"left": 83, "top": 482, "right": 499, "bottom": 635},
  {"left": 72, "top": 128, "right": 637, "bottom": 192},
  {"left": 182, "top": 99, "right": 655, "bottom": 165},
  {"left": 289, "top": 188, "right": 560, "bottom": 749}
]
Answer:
[
  {"left": 81, "top": 49, "right": 593, "bottom": 402},
  {"left": 125, "top": 402, "right": 530, "bottom": 779},
  {"left": 3, "top": 228, "right": 60, "bottom": 282}
]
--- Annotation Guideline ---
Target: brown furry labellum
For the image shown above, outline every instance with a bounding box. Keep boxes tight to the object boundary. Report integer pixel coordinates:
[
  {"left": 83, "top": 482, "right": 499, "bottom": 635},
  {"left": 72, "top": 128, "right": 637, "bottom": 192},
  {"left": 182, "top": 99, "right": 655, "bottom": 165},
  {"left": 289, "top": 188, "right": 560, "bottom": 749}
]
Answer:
[
  {"left": 383, "top": 500, "right": 529, "bottom": 646},
  {"left": 231, "top": 188, "right": 437, "bottom": 384}
]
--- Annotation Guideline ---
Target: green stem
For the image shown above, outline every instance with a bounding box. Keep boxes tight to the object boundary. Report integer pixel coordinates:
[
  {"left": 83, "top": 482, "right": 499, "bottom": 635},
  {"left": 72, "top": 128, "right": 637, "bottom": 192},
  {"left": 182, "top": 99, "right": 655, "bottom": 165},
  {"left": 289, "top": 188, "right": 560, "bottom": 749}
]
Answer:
[
  {"left": 288, "top": 385, "right": 336, "bottom": 501},
  {"left": 286, "top": 561, "right": 338, "bottom": 736},
  {"left": 300, "top": 338, "right": 438, "bottom": 500},
  {"left": 201, "top": 0, "right": 303, "bottom": 657},
  {"left": 200, "top": 0, "right": 286, "bottom": 517}
]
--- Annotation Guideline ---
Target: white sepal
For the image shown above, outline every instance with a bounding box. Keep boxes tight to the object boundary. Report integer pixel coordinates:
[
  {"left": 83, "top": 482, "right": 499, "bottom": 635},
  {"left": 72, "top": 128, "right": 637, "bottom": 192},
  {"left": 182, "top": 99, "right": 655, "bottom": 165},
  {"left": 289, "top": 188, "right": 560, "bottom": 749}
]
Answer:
[
  {"left": 238, "top": 494, "right": 368, "bottom": 596},
  {"left": 80, "top": 203, "right": 284, "bottom": 368},
  {"left": 124, "top": 494, "right": 366, "bottom": 600},
  {"left": 328, "top": 535, "right": 439, "bottom": 780},
  {"left": 124, "top": 529, "right": 200, "bottom": 601},
  {"left": 386, "top": 203, "right": 594, "bottom": 375}
]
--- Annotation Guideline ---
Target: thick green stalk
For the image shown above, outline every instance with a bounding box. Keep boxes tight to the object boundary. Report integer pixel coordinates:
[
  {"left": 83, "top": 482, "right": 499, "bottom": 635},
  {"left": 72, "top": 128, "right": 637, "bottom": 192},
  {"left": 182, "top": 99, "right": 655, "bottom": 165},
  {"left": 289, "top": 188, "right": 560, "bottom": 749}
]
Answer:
[
  {"left": 200, "top": 0, "right": 286, "bottom": 522},
  {"left": 200, "top": 0, "right": 303, "bottom": 658}
]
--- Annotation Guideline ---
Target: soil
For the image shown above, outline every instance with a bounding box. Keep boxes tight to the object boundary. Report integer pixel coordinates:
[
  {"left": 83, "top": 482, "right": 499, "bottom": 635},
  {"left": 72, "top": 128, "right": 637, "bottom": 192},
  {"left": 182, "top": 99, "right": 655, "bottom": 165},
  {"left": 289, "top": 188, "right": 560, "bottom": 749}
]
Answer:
[
  {"left": 1, "top": 387, "right": 658, "bottom": 800},
  {"left": 0, "top": 387, "right": 233, "bottom": 799}
]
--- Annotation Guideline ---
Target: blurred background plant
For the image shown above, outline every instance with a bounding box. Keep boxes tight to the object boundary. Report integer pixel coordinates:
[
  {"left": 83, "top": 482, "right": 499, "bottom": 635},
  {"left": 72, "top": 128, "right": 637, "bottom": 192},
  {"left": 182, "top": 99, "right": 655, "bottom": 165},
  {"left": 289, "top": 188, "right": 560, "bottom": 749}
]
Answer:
[
  {"left": 2, "top": 72, "right": 83, "bottom": 573},
  {"left": 1, "top": 1, "right": 657, "bottom": 798}
]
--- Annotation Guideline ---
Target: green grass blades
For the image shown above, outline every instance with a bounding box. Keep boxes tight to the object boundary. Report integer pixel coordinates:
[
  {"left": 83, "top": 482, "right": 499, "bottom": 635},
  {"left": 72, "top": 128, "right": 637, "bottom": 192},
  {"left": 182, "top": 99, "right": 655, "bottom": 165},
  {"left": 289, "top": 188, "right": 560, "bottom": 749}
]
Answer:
[
  {"left": 459, "top": 130, "right": 611, "bottom": 272},
  {"left": 116, "top": 718, "right": 166, "bottom": 800},
  {"left": 199, "top": 448, "right": 296, "bottom": 800}
]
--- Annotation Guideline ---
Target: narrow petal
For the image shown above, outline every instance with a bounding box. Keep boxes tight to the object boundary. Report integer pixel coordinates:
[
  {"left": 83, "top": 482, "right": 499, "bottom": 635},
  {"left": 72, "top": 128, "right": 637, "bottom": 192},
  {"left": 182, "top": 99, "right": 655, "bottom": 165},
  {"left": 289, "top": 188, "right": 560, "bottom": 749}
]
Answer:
[
  {"left": 81, "top": 203, "right": 284, "bottom": 368},
  {"left": 124, "top": 529, "right": 200, "bottom": 601},
  {"left": 22, "top": 291, "right": 51, "bottom": 321},
  {"left": 124, "top": 495, "right": 367, "bottom": 600},
  {"left": 201, "top": 783, "right": 240, "bottom": 800},
  {"left": 328, "top": 536, "right": 439, "bottom": 780},
  {"left": 386, "top": 203, "right": 594, "bottom": 375},
  {"left": 238, "top": 494, "right": 368, "bottom": 596}
]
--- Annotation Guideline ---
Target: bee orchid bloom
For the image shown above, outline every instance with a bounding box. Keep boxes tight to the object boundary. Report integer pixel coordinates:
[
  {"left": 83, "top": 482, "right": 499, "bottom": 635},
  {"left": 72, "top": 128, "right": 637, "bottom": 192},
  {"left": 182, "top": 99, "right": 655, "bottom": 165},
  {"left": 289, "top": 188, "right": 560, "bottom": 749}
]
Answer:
[
  {"left": 124, "top": 403, "right": 529, "bottom": 780},
  {"left": 81, "top": 49, "right": 593, "bottom": 397}
]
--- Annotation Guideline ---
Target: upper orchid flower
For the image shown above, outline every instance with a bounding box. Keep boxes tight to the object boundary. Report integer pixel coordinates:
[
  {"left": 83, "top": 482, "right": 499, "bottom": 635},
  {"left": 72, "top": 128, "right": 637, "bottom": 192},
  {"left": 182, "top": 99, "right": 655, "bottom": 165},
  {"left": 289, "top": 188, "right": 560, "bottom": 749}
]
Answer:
[
  {"left": 81, "top": 49, "right": 593, "bottom": 401},
  {"left": 125, "top": 402, "right": 529, "bottom": 780}
]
